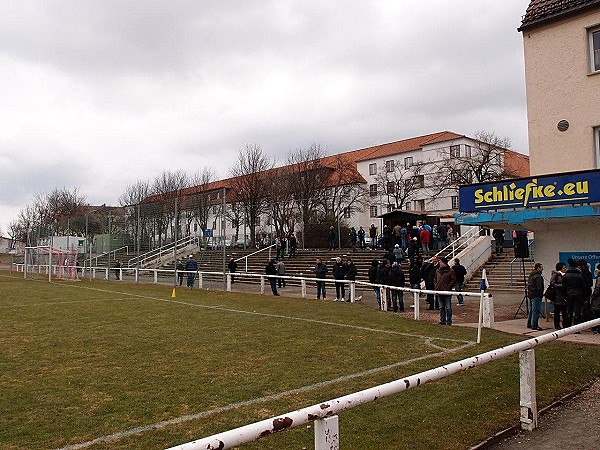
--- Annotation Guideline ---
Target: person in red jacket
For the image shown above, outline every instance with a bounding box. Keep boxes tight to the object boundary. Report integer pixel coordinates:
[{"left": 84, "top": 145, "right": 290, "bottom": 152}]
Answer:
[{"left": 419, "top": 227, "right": 431, "bottom": 256}]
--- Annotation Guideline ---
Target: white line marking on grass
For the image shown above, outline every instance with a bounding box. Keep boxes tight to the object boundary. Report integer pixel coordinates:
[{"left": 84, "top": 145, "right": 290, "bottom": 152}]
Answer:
[{"left": 55, "top": 339, "right": 476, "bottom": 450}]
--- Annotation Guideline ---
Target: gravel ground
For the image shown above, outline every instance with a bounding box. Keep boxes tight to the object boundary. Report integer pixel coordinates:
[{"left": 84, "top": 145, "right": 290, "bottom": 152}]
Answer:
[{"left": 486, "top": 378, "right": 600, "bottom": 449}]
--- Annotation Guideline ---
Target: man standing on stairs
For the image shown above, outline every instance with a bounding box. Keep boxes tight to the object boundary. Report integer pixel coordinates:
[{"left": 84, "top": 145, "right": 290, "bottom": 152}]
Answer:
[
  {"left": 492, "top": 229, "right": 505, "bottom": 255},
  {"left": 452, "top": 258, "right": 467, "bottom": 306}
]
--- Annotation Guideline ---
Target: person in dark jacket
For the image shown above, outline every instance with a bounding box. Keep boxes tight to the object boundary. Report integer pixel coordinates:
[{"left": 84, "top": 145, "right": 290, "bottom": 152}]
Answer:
[
  {"left": 527, "top": 263, "right": 545, "bottom": 331},
  {"left": 176, "top": 259, "right": 185, "bottom": 286},
  {"left": 344, "top": 259, "right": 358, "bottom": 302},
  {"left": 368, "top": 259, "right": 381, "bottom": 306},
  {"left": 389, "top": 262, "right": 406, "bottom": 312},
  {"left": 265, "top": 259, "right": 279, "bottom": 296},
  {"left": 452, "top": 258, "right": 467, "bottom": 306},
  {"left": 333, "top": 257, "right": 347, "bottom": 301},
  {"left": 549, "top": 262, "right": 568, "bottom": 330},
  {"left": 185, "top": 255, "right": 198, "bottom": 289},
  {"left": 315, "top": 257, "right": 328, "bottom": 300},
  {"left": 369, "top": 223, "right": 377, "bottom": 250},
  {"left": 421, "top": 256, "right": 439, "bottom": 310},
  {"left": 435, "top": 257, "right": 457, "bottom": 325},
  {"left": 328, "top": 226, "right": 336, "bottom": 251},
  {"left": 228, "top": 257, "right": 238, "bottom": 284},
  {"left": 562, "top": 259, "right": 584, "bottom": 326},
  {"left": 409, "top": 257, "right": 422, "bottom": 290},
  {"left": 407, "top": 237, "right": 419, "bottom": 260},
  {"left": 578, "top": 259, "right": 593, "bottom": 320}
]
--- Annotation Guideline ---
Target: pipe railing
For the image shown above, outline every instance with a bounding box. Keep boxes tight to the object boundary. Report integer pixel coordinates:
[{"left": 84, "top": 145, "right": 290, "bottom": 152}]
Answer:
[
  {"left": 164, "top": 318, "right": 600, "bottom": 450},
  {"left": 234, "top": 243, "right": 277, "bottom": 272},
  {"left": 127, "top": 235, "right": 200, "bottom": 268}
]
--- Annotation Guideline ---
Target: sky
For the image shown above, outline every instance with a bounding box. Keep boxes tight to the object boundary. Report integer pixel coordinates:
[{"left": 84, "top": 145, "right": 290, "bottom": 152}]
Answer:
[{"left": 0, "top": 0, "right": 531, "bottom": 235}]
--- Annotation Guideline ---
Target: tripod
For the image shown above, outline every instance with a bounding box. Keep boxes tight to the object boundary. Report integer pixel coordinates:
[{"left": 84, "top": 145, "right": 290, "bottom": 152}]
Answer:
[{"left": 514, "top": 258, "right": 530, "bottom": 318}]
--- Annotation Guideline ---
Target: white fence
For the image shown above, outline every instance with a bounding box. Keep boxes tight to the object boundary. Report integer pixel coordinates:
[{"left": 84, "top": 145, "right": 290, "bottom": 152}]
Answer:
[{"left": 164, "top": 319, "right": 600, "bottom": 450}]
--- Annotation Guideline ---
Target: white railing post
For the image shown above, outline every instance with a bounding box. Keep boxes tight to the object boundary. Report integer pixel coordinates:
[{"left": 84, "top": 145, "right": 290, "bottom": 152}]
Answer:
[
  {"left": 227, "top": 274, "right": 232, "bottom": 292},
  {"left": 380, "top": 287, "right": 387, "bottom": 311},
  {"left": 519, "top": 349, "right": 538, "bottom": 431},
  {"left": 350, "top": 282, "right": 355, "bottom": 303},
  {"left": 314, "top": 416, "right": 339, "bottom": 450},
  {"left": 119, "top": 268, "right": 123, "bottom": 281},
  {"left": 198, "top": 272, "right": 203, "bottom": 288},
  {"left": 414, "top": 291, "right": 420, "bottom": 320},
  {"left": 135, "top": 268, "right": 139, "bottom": 283},
  {"left": 301, "top": 274, "right": 306, "bottom": 298},
  {"left": 105, "top": 268, "right": 109, "bottom": 280},
  {"left": 260, "top": 276, "right": 265, "bottom": 295},
  {"left": 483, "top": 293, "right": 494, "bottom": 328},
  {"left": 154, "top": 270, "right": 158, "bottom": 283}
]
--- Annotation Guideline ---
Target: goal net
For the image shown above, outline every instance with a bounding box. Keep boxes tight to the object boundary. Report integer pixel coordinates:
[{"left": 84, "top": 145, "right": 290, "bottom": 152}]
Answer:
[{"left": 24, "top": 246, "right": 80, "bottom": 281}]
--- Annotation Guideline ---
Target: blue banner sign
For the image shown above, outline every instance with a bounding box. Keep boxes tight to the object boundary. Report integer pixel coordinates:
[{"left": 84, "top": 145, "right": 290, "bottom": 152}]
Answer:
[
  {"left": 459, "top": 170, "right": 600, "bottom": 212},
  {"left": 203, "top": 229, "right": 213, "bottom": 238}
]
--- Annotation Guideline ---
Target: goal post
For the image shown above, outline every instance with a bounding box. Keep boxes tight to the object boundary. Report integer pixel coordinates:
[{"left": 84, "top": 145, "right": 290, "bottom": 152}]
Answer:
[{"left": 24, "top": 245, "right": 80, "bottom": 281}]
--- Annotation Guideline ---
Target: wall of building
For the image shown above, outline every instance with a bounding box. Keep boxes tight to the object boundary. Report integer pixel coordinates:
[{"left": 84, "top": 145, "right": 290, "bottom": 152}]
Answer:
[{"left": 523, "top": 9, "right": 600, "bottom": 175}]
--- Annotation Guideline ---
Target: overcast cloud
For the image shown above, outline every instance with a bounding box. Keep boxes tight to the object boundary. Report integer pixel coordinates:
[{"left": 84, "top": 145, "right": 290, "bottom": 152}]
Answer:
[{"left": 0, "top": 0, "right": 530, "bottom": 234}]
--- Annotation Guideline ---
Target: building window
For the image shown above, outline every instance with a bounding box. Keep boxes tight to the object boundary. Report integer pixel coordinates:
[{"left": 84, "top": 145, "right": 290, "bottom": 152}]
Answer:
[
  {"left": 450, "top": 145, "right": 460, "bottom": 158},
  {"left": 465, "top": 145, "right": 472, "bottom": 158},
  {"left": 404, "top": 157, "right": 413, "bottom": 169},
  {"left": 405, "top": 202, "right": 411, "bottom": 211},
  {"left": 386, "top": 181, "right": 395, "bottom": 194},
  {"left": 451, "top": 196, "right": 459, "bottom": 210},
  {"left": 386, "top": 204, "right": 394, "bottom": 213},
  {"left": 369, "top": 205, "right": 378, "bottom": 217},
  {"left": 595, "top": 127, "right": 600, "bottom": 168},
  {"left": 369, "top": 163, "right": 377, "bottom": 175},
  {"left": 343, "top": 207, "right": 351, "bottom": 219},
  {"left": 414, "top": 199, "right": 425, "bottom": 211},
  {"left": 369, "top": 184, "right": 378, "bottom": 196},
  {"left": 385, "top": 160, "right": 395, "bottom": 172},
  {"left": 413, "top": 175, "right": 425, "bottom": 188},
  {"left": 590, "top": 27, "right": 600, "bottom": 73}
]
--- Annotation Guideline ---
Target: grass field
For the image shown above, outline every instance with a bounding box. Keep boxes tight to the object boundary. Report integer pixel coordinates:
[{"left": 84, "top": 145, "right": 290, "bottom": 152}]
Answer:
[{"left": 1, "top": 270, "right": 599, "bottom": 450}]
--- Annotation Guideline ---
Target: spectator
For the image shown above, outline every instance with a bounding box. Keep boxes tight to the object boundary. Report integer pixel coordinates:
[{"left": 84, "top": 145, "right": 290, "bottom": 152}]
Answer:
[
  {"left": 114, "top": 260, "right": 121, "bottom": 280},
  {"left": 315, "top": 257, "right": 328, "bottom": 300},
  {"left": 431, "top": 225, "right": 439, "bottom": 251},
  {"left": 288, "top": 233, "right": 297, "bottom": 258},
  {"left": 527, "top": 262, "right": 545, "bottom": 331},
  {"left": 419, "top": 227, "right": 431, "bottom": 256},
  {"left": 409, "top": 257, "right": 422, "bottom": 290},
  {"left": 549, "top": 262, "right": 568, "bottom": 330},
  {"left": 492, "top": 229, "right": 505, "bottom": 255},
  {"left": 349, "top": 227, "right": 358, "bottom": 252},
  {"left": 407, "top": 237, "right": 419, "bottom": 260},
  {"left": 400, "top": 224, "right": 408, "bottom": 250},
  {"left": 176, "top": 259, "right": 185, "bottom": 286},
  {"left": 435, "top": 257, "right": 456, "bottom": 325},
  {"left": 357, "top": 226, "right": 366, "bottom": 249},
  {"left": 452, "top": 258, "right": 467, "bottom": 306},
  {"left": 563, "top": 258, "right": 584, "bottom": 326},
  {"left": 368, "top": 259, "right": 381, "bottom": 307},
  {"left": 185, "top": 255, "right": 198, "bottom": 289},
  {"left": 276, "top": 259, "right": 286, "bottom": 288},
  {"left": 578, "top": 259, "right": 593, "bottom": 320},
  {"left": 369, "top": 223, "right": 377, "bottom": 250},
  {"left": 265, "top": 259, "right": 280, "bottom": 296},
  {"left": 389, "top": 262, "right": 406, "bottom": 312},
  {"left": 438, "top": 223, "right": 448, "bottom": 248},
  {"left": 590, "top": 263, "right": 600, "bottom": 334},
  {"left": 421, "top": 256, "right": 439, "bottom": 310},
  {"left": 228, "top": 257, "right": 238, "bottom": 284},
  {"left": 328, "top": 226, "right": 336, "bottom": 251},
  {"left": 393, "top": 244, "right": 404, "bottom": 264},
  {"left": 345, "top": 258, "right": 358, "bottom": 302},
  {"left": 333, "top": 256, "right": 347, "bottom": 301}
]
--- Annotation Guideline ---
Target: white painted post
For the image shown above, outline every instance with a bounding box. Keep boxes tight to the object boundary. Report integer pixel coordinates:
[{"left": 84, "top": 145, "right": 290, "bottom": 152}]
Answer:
[
  {"left": 135, "top": 268, "right": 139, "bottom": 283},
  {"left": 314, "top": 416, "right": 339, "bottom": 450},
  {"left": 301, "top": 274, "right": 306, "bottom": 298},
  {"left": 154, "top": 270, "right": 158, "bottom": 283},
  {"left": 119, "top": 268, "right": 123, "bottom": 281},
  {"left": 198, "top": 273, "right": 203, "bottom": 288},
  {"left": 260, "top": 276, "right": 265, "bottom": 295},
  {"left": 414, "top": 291, "right": 420, "bottom": 320},
  {"left": 483, "top": 294, "right": 495, "bottom": 329},
  {"left": 105, "top": 268, "right": 109, "bottom": 280},
  {"left": 350, "top": 282, "right": 355, "bottom": 303},
  {"left": 226, "top": 274, "right": 232, "bottom": 292},
  {"left": 519, "top": 349, "right": 538, "bottom": 431},
  {"left": 380, "top": 287, "right": 387, "bottom": 311}
]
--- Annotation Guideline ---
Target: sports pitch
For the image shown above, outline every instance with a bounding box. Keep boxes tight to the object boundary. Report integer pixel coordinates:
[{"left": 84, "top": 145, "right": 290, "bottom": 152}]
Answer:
[{"left": 1, "top": 271, "right": 599, "bottom": 450}]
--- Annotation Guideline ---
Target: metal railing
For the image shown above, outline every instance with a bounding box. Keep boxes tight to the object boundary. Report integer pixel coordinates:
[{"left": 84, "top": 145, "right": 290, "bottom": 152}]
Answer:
[
  {"left": 127, "top": 235, "right": 200, "bottom": 268},
  {"left": 431, "top": 226, "right": 480, "bottom": 261},
  {"left": 234, "top": 243, "right": 276, "bottom": 272},
  {"left": 164, "top": 318, "right": 600, "bottom": 450},
  {"left": 90, "top": 245, "right": 129, "bottom": 267}
]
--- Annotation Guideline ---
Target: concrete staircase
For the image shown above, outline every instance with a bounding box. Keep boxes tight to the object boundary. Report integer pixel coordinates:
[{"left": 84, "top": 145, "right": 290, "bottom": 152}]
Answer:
[{"left": 464, "top": 252, "right": 535, "bottom": 292}]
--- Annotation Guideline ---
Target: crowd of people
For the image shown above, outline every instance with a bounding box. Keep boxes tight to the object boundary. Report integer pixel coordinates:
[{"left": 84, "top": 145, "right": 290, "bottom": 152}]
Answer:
[{"left": 532, "top": 258, "right": 600, "bottom": 333}]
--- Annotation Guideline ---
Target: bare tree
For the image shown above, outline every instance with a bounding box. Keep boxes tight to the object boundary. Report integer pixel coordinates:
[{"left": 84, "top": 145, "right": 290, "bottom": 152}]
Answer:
[
  {"left": 375, "top": 160, "right": 426, "bottom": 210},
  {"left": 286, "top": 144, "right": 329, "bottom": 244},
  {"left": 228, "top": 144, "right": 274, "bottom": 247},
  {"left": 149, "top": 170, "right": 190, "bottom": 245},
  {"left": 320, "top": 155, "right": 368, "bottom": 224},
  {"left": 119, "top": 179, "right": 151, "bottom": 251},
  {"left": 183, "top": 168, "right": 215, "bottom": 236},
  {"left": 266, "top": 169, "right": 297, "bottom": 238},
  {"left": 430, "top": 130, "right": 519, "bottom": 198}
]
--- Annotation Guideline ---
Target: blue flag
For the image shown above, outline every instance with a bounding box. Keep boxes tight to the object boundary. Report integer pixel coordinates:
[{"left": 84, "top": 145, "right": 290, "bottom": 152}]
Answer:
[{"left": 480, "top": 269, "right": 489, "bottom": 291}]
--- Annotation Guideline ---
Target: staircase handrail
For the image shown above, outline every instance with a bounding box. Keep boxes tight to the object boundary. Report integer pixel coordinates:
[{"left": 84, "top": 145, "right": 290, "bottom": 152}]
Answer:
[
  {"left": 234, "top": 244, "right": 277, "bottom": 272},
  {"left": 90, "top": 246, "right": 129, "bottom": 267},
  {"left": 127, "top": 235, "right": 200, "bottom": 268},
  {"left": 432, "top": 226, "right": 480, "bottom": 260}
]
